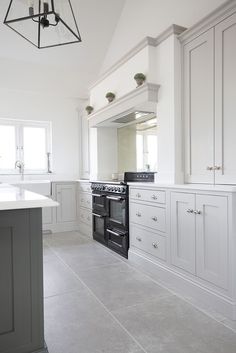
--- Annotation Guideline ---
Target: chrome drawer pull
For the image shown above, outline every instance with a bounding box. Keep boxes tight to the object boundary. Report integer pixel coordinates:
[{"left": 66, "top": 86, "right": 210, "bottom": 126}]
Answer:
[
  {"left": 107, "top": 229, "right": 124, "bottom": 237},
  {"left": 136, "top": 193, "right": 141, "bottom": 198},
  {"left": 136, "top": 237, "right": 142, "bottom": 242},
  {"left": 152, "top": 216, "right": 158, "bottom": 222},
  {"left": 193, "top": 210, "right": 201, "bottom": 215},
  {"left": 92, "top": 213, "right": 104, "bottom": 218},
  {"left": 136, "top": 212, "right": 141, "bottom": 217},
  {"left": 152, "top": 242, "right": 159, "bottom": 249},
  {"left": 187, "top": 209, "right": 194, "bottom": 213},
  {"left": 151, "top": 195, "right": 158, "bottom": 200}
]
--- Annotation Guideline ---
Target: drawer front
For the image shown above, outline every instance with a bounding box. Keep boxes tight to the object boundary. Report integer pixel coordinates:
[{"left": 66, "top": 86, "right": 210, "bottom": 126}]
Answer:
[
  {"left": 130, "top": 188, "right": 166, "bottom": 204},
  {"left": 80, "top": 208, "right": 92, "bottom": 226},
  {"left": 80, "top": 193, "right": 92, "bottom": 209},
  {"left": 79, "top": 183, "right": 91, "bottom": 193},
  {"left": 130, "top": 202, "right": 166, "bottom": 232},
  {"left": 130, "top": 225, "right": 166, "bottom": 261}
]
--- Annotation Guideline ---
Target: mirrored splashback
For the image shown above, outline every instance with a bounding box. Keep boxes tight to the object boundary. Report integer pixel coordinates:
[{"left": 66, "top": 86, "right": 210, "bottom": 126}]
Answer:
[{"left": 118, "top": 117, "right": 157, "bottom": 173}]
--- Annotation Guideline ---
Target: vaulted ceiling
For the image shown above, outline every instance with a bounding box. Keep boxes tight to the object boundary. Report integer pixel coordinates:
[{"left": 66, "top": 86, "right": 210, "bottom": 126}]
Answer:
[{"left": 0, "top": 0, "right": 125, "bottom": 98}]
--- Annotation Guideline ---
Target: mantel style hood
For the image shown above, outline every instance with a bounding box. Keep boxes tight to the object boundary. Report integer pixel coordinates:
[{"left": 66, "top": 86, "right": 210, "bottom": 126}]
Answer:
[{"left": 88, "top": 83, "right": 160, "bottom": 128}]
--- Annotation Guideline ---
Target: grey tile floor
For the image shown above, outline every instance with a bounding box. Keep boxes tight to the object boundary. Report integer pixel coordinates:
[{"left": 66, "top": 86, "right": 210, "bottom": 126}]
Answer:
[{"left": 43, "top": 231, "right": 236, "bottom": 353}]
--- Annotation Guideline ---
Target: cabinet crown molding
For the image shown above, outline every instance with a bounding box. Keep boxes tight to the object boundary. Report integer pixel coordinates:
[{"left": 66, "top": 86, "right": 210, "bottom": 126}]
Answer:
[{"left": 179, "top": 0, "right": 236, "bottom": 44}]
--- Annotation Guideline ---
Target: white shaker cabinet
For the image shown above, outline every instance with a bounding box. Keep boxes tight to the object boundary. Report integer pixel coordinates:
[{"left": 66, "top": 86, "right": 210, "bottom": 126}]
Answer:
[
  {"left": 55, "top": 183, "right": 77, "bottom": 223},
  {"left": 183, "top": 29, "right": 214, "bottom": 184},
  {"left": 215, "top": 13, "right": 236, "bottom": 184},
  {"left": 171, "top": 192, "right": 228, "bottom": 290},
  {"left": 183, "top": 12, "right": 236, "bottom": 185},
  {"left": 171, "top": 192, "right": 196, "bottom": 274},
  {"left": 196, "top": 195, "right": 228, "bottom": 290}
]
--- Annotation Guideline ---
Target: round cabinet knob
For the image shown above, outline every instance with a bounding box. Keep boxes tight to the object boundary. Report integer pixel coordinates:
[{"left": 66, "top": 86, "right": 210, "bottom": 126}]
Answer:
[
  {"left": 152, "top": 216, "right": 158, "bottom": 222},
  {"left": 206, "top": 166, "right": 213, "bottom": 171},
  {"left": 187, "top": 209, "right": 194, "bottom": 213},
  {"left": 136, "top": 237, "right": 142, "bottom": 242},
  {"left": 193, "top": 210, "right": 202, "bottom": 215},
  {"left": 136, "top": 193, "right": 141, "bottom": 198},
  {"left": 152, "top": 242, "right": 159, "bottom": 249},
  {"left": 136, "top": 212, "right": 141, "bottom": 217},
  {"left": 152, "top": 195, "right": 158, "bottom": 200}
]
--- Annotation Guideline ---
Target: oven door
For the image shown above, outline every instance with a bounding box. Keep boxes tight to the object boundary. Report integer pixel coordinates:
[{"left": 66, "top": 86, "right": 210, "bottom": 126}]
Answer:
[
  {"left": 107, "top": 228, "right": 128, "bottom": 258},
  {"left": 106, "top": 195, "right": 127, "bottom": 229},
  {"left": 92, "top": 213, "right": 107, "bottom": 245},
  {"left": 92, "top": 193, "right": 107, "bottom": 215}
]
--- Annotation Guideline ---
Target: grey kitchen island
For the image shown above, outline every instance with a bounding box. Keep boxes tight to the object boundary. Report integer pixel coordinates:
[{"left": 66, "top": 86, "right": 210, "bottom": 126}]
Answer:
[{"left": 0, "top": 184, "right": 58, "bottom": 353}]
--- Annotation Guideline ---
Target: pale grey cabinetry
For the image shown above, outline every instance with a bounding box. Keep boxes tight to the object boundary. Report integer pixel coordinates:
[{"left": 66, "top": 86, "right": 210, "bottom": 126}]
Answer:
[
  {"left": 183, "top": 12, "right": 236, "bottom": 184},
  {"left": 171, "top": 192, "right": 228, "bottom": 290},
  {"left": 55, "top": 183, "right": 77, "bottom": 223},
  {"left": 183, "top": 29, "right": 214, "bottom": 184},
  {"left": 0, "top": 209, "right": 47, "bottom": 353},
  {"left": 215, "top": 13, "right": 236, "bottom": 184},
  {"left": 77, "top": 182, "right": 92, "bottom": 238}
]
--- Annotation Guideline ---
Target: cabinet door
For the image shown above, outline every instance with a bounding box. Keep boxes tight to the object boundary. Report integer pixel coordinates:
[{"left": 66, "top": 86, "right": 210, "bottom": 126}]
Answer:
[
  {"left": 171, "top": 192, "right": 196, "bottom": 274},
  {"left": 215, "top": 13, "right": 236, "bottom": 184},
  {"left": 80, "top": 114, "right": 90, "bottom": 179},
  {"left": 42, "top": 205, "right": 53, "bottom": 225},
  {"left": 184, "top": 29, "right": 214, "bottom": 183},
  {"left": 56, "top": 184, "right": 77, "bottom": 223},
  {"left": 196, "top": 195, "right": 228, "bottom": 289}
]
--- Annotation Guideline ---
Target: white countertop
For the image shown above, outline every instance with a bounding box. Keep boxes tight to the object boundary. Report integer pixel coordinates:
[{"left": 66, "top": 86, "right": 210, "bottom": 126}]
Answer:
[
  {"left": 0, "top": 183, "right": 58, "bottom": 211},
  {"left": 127, "top": 182, "right": 236, "bottom": 192}
]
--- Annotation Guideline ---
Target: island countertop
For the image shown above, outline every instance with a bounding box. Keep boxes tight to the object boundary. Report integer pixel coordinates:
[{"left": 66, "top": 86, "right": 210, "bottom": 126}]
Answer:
[{"left": 0, "top": 183, "right": 58, "bottom": 211}]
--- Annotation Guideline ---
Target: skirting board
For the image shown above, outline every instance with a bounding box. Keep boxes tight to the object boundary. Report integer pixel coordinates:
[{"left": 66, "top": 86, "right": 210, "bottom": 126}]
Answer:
[
  {"left": 129, "top": 250, "right": 236, "bottom": 321},
  {"left": 32, "top": 343, "right": 49, "bottom": 353}
]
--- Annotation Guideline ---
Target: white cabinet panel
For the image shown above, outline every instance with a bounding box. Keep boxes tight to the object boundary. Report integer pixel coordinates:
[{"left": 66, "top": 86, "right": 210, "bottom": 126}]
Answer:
[
  {"left": 42, "top": 206, "right": 53, "bottom": 225},
  {"left": 56, "top": 184, "right": 77, "bottom": 223},
  {"left": 196, "top": 195, "right": 228, "bottom": 289},
  {"left": 130, "top": 202, "right": 166, "bottom": 233},
  {"left": 80, "top": 208, "right": 92, "bottom": 227},
  {"left": 130, "top": 225, "right": 166, "bottom": 261},
  {"left": 171, "top": 192, "right": 196, "bottom": 274},
  {"left": 215, "top": 13, "right": 236, "bottom": 184},
  {"left": 130, "top": 188, "right": 166, "bottom": 204},
  {"left": 79, "top": 192, "right": 92, "bottom": 210},
  {"left": 184, "top": 29, "right": 214, "bottom": 183},
  {"left": 80, "top": 115, "right": 90, "bottom": 180}
]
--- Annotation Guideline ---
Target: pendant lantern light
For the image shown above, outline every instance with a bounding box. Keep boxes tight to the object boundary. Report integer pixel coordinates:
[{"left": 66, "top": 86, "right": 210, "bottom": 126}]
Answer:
[{"left": 4, "top": 0, "right": 82, "bottom": 49}]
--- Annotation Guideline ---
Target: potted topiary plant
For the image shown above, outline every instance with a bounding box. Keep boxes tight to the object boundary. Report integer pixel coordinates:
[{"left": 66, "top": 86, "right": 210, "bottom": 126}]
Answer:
[
  {"left": 134, "top": 73, "right": 146, "bottom": 87},
  {"left": 105, "top": 92, "right": 116, "bottom": 103},
  {"left": 85, "top": 105, "right": 94, "bottom": 115}
]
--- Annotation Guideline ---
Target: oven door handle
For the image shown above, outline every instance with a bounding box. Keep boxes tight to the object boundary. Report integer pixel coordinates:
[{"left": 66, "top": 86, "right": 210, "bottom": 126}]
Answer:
[
  {"left": 106, "top": 196, "right": 124, "bottom": 201},
  {"left": 92, "top": 193, "right": 106, "bottom": 198},
  {"left": 107, "top": 229, "right": 125, "bottom": 237},
  {"left": 92, "top": 213, "right": 104, "bottom": 218}
]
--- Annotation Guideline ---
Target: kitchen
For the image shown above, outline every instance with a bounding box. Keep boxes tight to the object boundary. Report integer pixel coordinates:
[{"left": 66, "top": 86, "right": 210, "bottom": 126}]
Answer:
[{"left": 1, "top": 1, "right": 236, "bottom": 353}]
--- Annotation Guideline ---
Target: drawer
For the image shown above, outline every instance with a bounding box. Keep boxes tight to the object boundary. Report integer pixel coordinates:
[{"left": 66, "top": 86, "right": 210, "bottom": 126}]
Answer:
[
  {"left": 130, "top": 202, "right": 166, "bottom": 233},
  {"left": 80, "top": 208, "right": 92, "bottom": 227},
  {"left": 130, "top": 188, "right": 166, "bottom": 204},
  {"left": 79, "top": 183, "right": 91, "bottom": 193},
  {"left": 130, "top": 225, "right": 166, "bottom": 261},
  {"left": 80, "top": 193, "right": 92, "bottom": 209}
]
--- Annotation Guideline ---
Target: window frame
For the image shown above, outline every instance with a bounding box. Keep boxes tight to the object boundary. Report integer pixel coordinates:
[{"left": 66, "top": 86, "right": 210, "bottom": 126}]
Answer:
[{"left": 0, "top": 118, "right": 52, "bottom": 175}]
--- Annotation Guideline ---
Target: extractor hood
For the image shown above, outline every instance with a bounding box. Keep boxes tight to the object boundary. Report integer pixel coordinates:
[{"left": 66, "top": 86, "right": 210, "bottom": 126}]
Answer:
[{"left": 88, "top": 83, "right": 160, "bottom": 128}]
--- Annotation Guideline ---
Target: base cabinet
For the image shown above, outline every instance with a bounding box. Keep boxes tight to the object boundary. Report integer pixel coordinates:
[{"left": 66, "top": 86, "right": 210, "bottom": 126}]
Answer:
[
  {"left": 129, "top": 185, "right": 235, "bottom": 320},
  {"left": 171, "top": 192, "right": 228, "bottom": 290},
  {"left": 77, "top": 182, "right": 92, "bottom": 238},
  {"left": 0, "top": 209, "right": 47, "bottom": 353}
]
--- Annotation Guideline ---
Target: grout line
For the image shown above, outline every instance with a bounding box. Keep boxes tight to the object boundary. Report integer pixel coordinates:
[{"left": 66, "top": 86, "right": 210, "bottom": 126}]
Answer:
[
  {"left": 44, "top": 234, "right": 236, "bottom": 334},
  {"left": 45, "top": 243, "right": 148, "bottom": 353}
]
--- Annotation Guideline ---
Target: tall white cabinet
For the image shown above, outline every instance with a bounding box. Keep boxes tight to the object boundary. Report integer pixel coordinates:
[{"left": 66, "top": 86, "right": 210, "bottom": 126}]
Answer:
[{"left": 182, "top": 11, "right": 236, "bottom": 184}]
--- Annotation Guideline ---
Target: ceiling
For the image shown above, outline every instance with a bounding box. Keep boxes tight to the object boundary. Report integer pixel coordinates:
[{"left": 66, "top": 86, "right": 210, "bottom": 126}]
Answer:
[{"left": 0, "top": 0, "right": 126, "bottom": 98}]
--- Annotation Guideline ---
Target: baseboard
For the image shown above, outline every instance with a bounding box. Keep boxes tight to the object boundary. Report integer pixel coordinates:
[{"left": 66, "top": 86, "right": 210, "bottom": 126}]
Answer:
[
  {"left": 129, "top": 250, "right": 236, "bottom": 321},
  {"left": 31, "top": 343, "right": 48, "bottom": 353}
]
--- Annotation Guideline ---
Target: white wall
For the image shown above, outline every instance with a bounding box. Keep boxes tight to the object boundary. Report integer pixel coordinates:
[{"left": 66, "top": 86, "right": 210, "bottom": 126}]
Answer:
[
  {"left": 101, "top": 0, "right": 227, "bottom": 73},
  {"left": 0, "top": 88, "right": 80, "bottom": 181}
]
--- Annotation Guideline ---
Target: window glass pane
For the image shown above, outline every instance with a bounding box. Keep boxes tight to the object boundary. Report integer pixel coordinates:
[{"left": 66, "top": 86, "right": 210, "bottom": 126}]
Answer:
[
  {"left": 23, "top": 127, "right": 46, "bottom": 170},
  {"left": 0, "top": 125, "right": 16, "bottom": 170},
  {"left": 147, "top": 134, "right": 157, "bottom": 171}
]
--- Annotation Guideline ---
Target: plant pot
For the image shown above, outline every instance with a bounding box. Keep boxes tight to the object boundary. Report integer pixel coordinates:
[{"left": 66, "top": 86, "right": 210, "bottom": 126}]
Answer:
[{"left": 135, "top": 78, "right": 145, "bottom": 87}]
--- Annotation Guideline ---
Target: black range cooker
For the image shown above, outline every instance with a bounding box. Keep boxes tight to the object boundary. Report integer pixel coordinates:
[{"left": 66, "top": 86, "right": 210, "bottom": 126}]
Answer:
[{"left": 91, "top": 182, "right": 129, "bottom": 258}]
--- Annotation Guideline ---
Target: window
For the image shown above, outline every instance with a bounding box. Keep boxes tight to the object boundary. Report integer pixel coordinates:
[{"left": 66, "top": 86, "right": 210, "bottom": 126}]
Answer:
[
  {"left": 0, "top": 119, "right": 52, "bottom": 174},
  {"left": 136, "top": 129, "right": 157, "bottom": 172}
]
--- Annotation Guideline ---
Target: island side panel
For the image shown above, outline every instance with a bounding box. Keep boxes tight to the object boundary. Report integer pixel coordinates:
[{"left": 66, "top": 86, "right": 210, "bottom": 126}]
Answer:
[{"left": 0, "top": 208, "right": 47, "bottom": 353}]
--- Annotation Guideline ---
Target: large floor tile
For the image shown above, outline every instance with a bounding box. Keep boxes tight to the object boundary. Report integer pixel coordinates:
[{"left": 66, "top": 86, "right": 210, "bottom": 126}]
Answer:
[
  {"left": 44, "top": 290, "right": 145, "bottom": 353},
  {"left": 78, "top": 262, "right": 171, "bottom": 311},
  {"left": 44, "top": 231, "right": 91, "bottom": 249},
  {"left": 113, "top": 295, "right": 236, "bottom": 353},
  {"left": 44, "top": 257, "right": 85, "bottom": 298}
]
